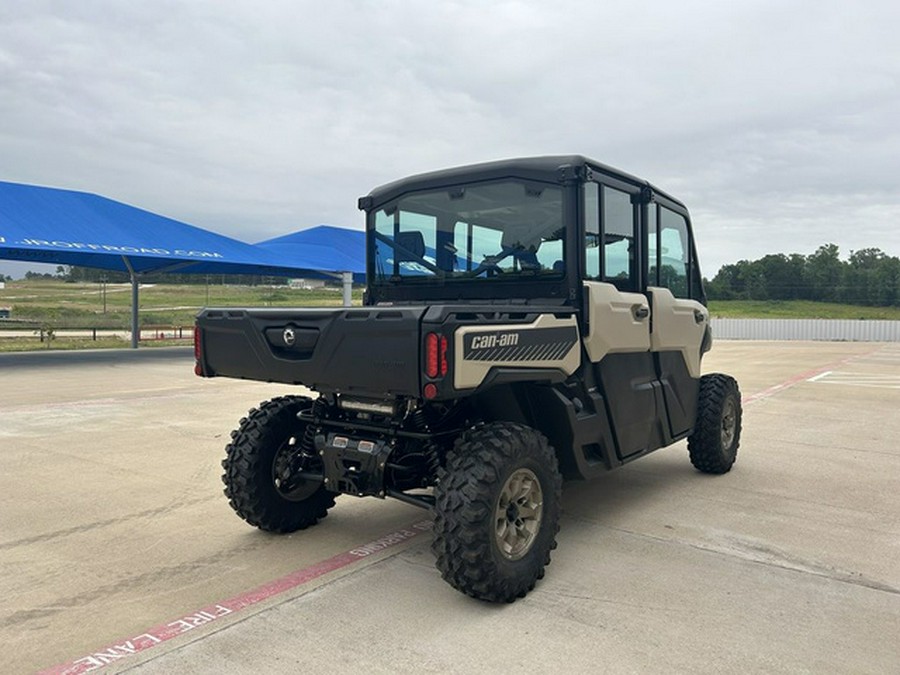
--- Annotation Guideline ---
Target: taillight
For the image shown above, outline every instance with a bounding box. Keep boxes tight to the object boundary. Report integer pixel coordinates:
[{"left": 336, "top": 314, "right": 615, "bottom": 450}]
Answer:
[
  {"left": 193, "top": 325, "right": 203, "bottom": 376},
  {"left": 193, "top": 325, "right": 202, "bottom": 361},
  {"left": 424, "top": 332, "right": 449, "bottom": 381},
  {"left": 426, "top": 333, "right": 439, "bottom": 378}
]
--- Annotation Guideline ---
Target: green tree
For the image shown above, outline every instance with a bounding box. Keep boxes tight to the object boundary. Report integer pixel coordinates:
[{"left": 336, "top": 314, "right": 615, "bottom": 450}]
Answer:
[
  {"left": 848, "top": 248, "right": 900, "bottom": 306},
  {"left": 707, "top": 244, "right": 899, "bottom": 307},
  {"left": 805, "top": 244, "right": 843, "bottom": 302}
]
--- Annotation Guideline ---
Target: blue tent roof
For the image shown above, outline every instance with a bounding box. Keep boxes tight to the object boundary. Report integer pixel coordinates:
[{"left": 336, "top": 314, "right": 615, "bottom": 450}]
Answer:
[
  {"left": 0, "top": 181, "right": 370, "bottom": 347},
  {"left": 0, "top": 181, "right": 329, "bottom": 277},
  {"left": 256, "top": 225, "right": 366, "bottom": 282}
]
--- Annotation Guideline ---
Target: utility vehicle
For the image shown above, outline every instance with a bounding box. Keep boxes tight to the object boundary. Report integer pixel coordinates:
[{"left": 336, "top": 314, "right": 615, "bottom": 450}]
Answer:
[{"left": 194, "top": 155, "right": 742, "bottom": 602}]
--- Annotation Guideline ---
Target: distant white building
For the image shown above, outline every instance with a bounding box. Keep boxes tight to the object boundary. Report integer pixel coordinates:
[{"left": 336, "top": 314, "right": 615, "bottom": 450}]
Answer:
[{"left": 288, "top": 278, "right": 326, "bottom": 290}]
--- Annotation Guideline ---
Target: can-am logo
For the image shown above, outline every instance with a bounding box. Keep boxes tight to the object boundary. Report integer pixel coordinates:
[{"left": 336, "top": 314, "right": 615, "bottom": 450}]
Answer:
[{"left": 470, "top": 332, "right": 520, "bottom": 350}]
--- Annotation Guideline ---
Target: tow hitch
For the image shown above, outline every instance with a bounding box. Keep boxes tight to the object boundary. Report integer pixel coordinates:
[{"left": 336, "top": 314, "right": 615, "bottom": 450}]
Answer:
[{"left": 315, "top": 432, "right": 392, "bottom": 498}]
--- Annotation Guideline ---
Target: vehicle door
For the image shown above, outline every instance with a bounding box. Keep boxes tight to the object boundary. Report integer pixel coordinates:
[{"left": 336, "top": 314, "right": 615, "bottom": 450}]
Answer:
[
  {"left": 581, "top": 180, "right": 659, "bottom": 460},
  {"left": 645, "top": 199, "right": 709, "bottom": 438}
]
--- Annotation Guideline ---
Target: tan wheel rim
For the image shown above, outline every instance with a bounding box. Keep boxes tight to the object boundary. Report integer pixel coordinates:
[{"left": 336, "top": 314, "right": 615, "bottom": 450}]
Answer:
[
  {"left": 494, "top": 468, "right": 543, "bottom": 561},
  {"left": 721, "top": 398, "right": 737, "bottom": 449}
]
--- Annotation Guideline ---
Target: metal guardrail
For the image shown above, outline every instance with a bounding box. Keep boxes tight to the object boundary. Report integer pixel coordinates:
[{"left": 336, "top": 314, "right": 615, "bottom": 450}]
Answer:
[
  {"left": 141, "top": 326, "right": 194, "bottom": 341},
  {"left": 0, "top": 325, "right": 194, "bottom": 342},
  {"left": 711, "top": 318, "right": 900, "bottom": 341}
]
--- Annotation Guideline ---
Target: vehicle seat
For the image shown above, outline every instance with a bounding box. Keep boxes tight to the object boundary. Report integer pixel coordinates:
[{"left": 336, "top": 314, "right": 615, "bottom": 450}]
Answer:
[
  {"left": 395, "top": 230, "right": 425, "bottom": 261},
  {"left": 515, "top": 249, "right": 541, "bottom": 270}
]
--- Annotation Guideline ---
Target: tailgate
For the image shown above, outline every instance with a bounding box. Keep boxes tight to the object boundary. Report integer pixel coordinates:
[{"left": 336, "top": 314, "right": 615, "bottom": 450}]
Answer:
[{"left": 196, "top": 306, "right": 426, "bottom": 396}]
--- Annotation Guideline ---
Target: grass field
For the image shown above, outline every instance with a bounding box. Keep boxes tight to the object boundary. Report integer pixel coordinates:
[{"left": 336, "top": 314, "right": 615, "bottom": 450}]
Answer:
[
  {"left": 0, "top": 280, "right": 361, "bottom": 351},
  {"left": 1, "top": 280, "right": 898, "bottom": 352},
  {"left": 0, "top": 280, "right": 361, "bottom": 328},
  {"left": 0, "top": 335, "right": 133, "bottom": 352},
  {"left": 707, "top": 299, "right": 900, "bottom": 320}
]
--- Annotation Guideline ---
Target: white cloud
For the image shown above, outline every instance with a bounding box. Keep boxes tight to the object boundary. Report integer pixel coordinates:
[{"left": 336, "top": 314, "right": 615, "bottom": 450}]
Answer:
[{"left": 1, "top": 0, "right": 898, "bottom": 278}]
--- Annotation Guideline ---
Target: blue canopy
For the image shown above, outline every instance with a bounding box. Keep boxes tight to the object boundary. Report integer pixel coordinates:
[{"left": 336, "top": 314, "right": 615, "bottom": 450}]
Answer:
[
  {"left": 256, "top": 225, "right": 366, "bottom": 282},
  {"left": 0, "top": 180, "right": 316, "bottom": 277},
  {"left": 0, "top": 180, "right": 368, "bottom": 346}
]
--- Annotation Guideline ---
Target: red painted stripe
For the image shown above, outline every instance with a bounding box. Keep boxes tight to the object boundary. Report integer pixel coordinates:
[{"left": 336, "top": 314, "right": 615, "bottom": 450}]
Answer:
[
  {"left": 39, "top": 519, "right": 432, "bottom": 674},
  {"left": 741, "top": 349, "right": 878, "bottom": 405},
  {"left": 741, "top": 365, "right": 831, "bottom": 404}
]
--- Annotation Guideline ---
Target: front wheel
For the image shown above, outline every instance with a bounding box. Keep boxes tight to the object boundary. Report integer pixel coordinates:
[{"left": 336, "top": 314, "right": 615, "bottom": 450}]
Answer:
[
  {"left": 222, "top": 396, "right": 336, "bottom": 533},
  {"left": 688, "top": 374, "right": 742, "bottom": 474},
  {"left": 432, "top": 422, "right": 562, "bottom": 602}
]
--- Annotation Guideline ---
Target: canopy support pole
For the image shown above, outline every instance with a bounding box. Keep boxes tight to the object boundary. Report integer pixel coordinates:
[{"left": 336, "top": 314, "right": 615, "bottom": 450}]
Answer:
[
  {"left": 341, "top": 271, "right": 353, "bottom": 307},
  {"left": 122, "top": 256, "right": 140, "bottom": 349}
]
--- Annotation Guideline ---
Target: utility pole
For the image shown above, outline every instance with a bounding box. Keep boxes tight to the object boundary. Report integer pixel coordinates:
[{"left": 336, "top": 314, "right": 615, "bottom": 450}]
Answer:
[{"left": 100, "top": 274, "right": 108, "bottom": 313}]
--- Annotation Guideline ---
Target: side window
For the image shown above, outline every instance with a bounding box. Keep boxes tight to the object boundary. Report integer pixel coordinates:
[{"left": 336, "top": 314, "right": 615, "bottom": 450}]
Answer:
[
  {"left": 658, "top": 207, "right": 690, "bottom": 298},
  {"left": 646, "top": 204, "right": 658, "bottom": 287},
  {"left": 584, "top": 183, "right": 600, "bottom": 279},
  {"left": 602, "top": 186, "right": 636, "bottom": 291}
]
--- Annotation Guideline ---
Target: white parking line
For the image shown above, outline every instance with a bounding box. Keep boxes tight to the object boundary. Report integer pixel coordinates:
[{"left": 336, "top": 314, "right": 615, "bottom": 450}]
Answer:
[
  {"left": 807, "top": 371, "right": 900, "bottom": 389},
  {"left": 815, "top": 381, "right": 900, "bottom": 389}
]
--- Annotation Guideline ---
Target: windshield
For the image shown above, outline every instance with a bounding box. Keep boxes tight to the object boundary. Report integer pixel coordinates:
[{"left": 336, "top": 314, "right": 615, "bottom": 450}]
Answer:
[{"left": 370, "top": 180, "right": 565, "bottom": 284}]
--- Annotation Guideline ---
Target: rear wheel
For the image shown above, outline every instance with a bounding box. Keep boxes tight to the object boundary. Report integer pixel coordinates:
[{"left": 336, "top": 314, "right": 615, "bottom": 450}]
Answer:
[
  {"left": 688, "top": 374, "right": 742, "bottom": 474},
  {"left": 222, "top": 396, "right": 335, "bottom": 533},
  {"left": 432, "top": 422, "right": 562, "bottom": 602}
]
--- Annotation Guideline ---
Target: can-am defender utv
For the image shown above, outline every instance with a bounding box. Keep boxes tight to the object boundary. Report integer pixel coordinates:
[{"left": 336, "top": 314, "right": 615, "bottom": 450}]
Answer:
[{"left": 194, "top": 155, "right": 742, "bottom": 602}]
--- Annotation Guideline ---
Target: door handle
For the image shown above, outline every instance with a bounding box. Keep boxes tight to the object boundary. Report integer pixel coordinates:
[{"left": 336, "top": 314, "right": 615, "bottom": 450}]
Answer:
[
  {"left": 633, "top": 305, "right": 649, "bottom": 320},
  {"left": 694, "top": 309, "right": 706, "bottom": 324}
]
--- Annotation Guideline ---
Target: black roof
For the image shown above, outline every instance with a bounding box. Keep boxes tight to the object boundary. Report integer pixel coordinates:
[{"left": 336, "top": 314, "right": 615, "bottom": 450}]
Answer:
[{"left": 360, "top": 155, "right": 686, "bottom": 210}]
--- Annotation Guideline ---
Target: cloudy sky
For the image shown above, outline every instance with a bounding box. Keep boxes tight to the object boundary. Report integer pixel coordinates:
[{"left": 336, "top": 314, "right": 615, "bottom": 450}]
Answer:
[{"left": 1, "top": 0, "right": 898, "bottom": 278}]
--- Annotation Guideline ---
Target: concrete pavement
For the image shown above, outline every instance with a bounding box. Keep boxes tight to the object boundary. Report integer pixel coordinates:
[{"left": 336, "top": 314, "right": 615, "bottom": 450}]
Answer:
[{"left": 0, "top": 342, "right": 898, "bottom": 673}]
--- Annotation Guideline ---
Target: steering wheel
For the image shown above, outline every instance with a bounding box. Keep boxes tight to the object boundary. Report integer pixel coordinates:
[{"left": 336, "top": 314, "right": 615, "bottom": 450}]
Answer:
[{"left": 459, "top": 251, "right": 513, "bottom": 278}]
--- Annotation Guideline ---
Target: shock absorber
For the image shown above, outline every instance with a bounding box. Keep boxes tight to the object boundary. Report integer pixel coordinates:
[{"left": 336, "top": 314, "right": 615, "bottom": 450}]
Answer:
[
  {"left": 424, "top": 442, "right": 442, "bottom": 481},
  {"left": 407, "top": 404, "right": 440, "bottom": 484},
  {"left": 410, "top": 407, "right": 428, "bottom": 432},
  {"left": 277, "top": 398, "right": 329, "bottom": 494},
  {"left": 299, "top": 397, "right": 328, "bottom": 455}
]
